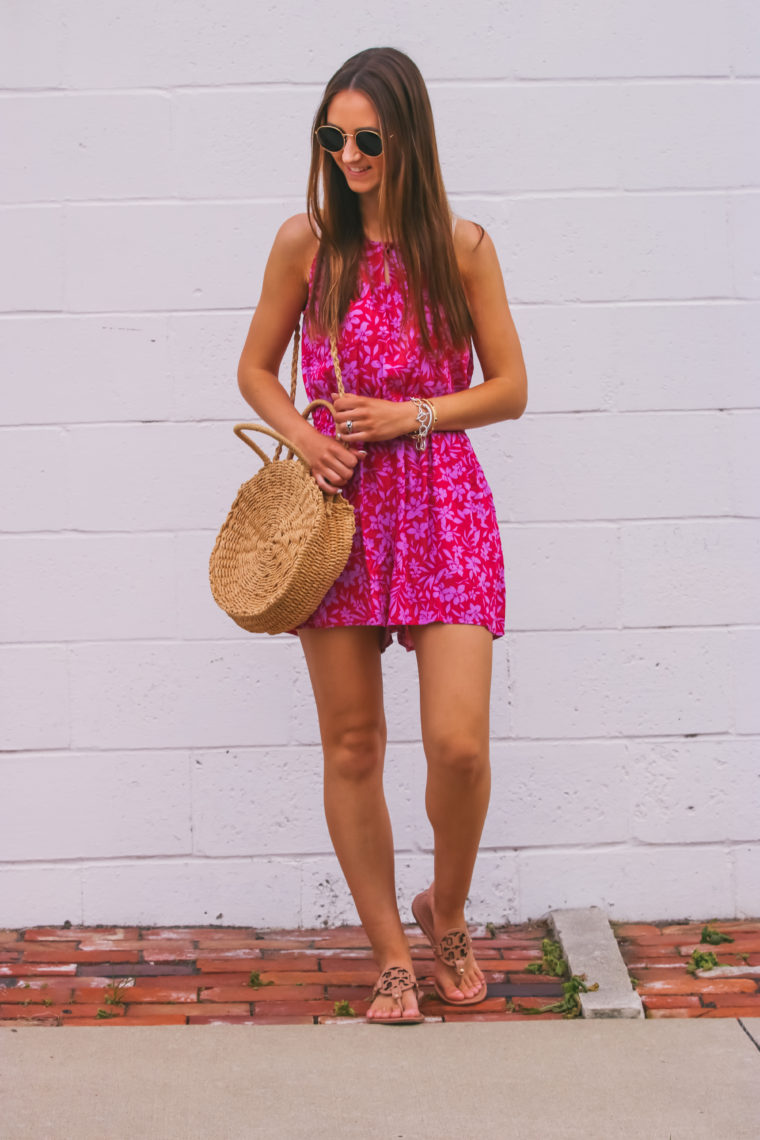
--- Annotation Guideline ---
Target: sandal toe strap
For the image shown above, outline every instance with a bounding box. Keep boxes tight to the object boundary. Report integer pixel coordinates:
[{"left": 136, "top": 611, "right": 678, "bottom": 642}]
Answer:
[
  {"left": 372, "top": 965, "right": 420, "bottom": 1001},
  {"left": 435, "top": 929, "right": 472, "bottom": 977}
]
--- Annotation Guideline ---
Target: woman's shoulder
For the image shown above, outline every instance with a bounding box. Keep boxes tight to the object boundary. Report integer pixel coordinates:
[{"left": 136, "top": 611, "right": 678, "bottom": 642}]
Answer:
[
  {"left": 452, "top": 216, "right": 488, "bottom": 255},
  {"left": 276, "top": 212, "right": 320, "bottom": 246},
  {"left": 451, "top": 215, "right": 493, "bottom": 279},
  {"left": 272, "top": 213, "right": 321, "bottom": 280}
]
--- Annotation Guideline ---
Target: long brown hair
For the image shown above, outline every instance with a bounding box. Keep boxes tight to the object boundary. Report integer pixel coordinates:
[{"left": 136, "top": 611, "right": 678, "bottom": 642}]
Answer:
[{"left": 305, "top": 47, "right": 478, "bottom": 353}]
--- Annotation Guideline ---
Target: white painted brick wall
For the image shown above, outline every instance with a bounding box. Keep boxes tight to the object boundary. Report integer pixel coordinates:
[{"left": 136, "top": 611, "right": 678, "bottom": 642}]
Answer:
[{"left": 1, "top": 0, "right": 758, "bottom": 928}]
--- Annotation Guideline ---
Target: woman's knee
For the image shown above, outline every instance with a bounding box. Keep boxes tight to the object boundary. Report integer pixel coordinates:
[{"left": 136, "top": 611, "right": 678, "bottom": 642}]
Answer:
[
  {"left": 324, "top": 721, "right": 386, "bottom": 782},
  {"left": 424, "top": 731, "right": 489, "bottom": 781}
]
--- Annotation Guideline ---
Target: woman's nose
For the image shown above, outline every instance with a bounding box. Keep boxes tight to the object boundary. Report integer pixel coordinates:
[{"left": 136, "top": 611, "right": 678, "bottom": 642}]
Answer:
[{"left": 342, "top": 135, "right": 362, "bottom": 162}]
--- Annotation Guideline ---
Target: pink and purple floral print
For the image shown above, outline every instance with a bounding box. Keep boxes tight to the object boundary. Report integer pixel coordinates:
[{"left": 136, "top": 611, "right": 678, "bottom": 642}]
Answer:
[{"left": 295, "top": 240, "right": 505, "bottom": 652}]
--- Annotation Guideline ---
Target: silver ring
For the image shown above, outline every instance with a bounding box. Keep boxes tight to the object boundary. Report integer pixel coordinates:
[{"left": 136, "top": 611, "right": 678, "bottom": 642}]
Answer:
[{"left": 345, "top": 420, "right": 353, "bottom": 435}]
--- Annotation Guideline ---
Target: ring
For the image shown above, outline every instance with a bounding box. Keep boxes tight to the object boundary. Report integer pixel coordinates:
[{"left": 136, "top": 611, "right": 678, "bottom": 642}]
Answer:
[{"left": 345, "top": 420, "right": 353, "bottom": 435}]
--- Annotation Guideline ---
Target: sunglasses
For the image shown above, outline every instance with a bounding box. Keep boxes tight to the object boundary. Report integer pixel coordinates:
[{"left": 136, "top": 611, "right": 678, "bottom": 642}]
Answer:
[{"left": 315, "top": 124, "right": 384, "bottom": 158}]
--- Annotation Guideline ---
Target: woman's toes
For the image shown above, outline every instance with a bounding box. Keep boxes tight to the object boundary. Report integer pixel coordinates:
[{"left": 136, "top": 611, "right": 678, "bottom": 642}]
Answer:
[
  {"left": 438, "top": 964, "right": 484, "bottom": 1000},
  {"left": 463, "top": 967, "right": 482, "bottom": 992}
]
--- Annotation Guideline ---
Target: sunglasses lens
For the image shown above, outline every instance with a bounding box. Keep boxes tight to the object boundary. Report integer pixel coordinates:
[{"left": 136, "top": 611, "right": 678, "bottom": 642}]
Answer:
[
  {"left": 356, "top": 131, "right": 383, "bottom": 157},
  {"left": 316, "top": 126, "right": 345, "bottom": 152}
]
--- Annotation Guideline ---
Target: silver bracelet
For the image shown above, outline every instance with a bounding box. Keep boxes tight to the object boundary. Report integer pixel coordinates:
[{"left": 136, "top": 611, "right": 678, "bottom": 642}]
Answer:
[{"left": 410, "top": 397, "right": 435, "bottom": 452}]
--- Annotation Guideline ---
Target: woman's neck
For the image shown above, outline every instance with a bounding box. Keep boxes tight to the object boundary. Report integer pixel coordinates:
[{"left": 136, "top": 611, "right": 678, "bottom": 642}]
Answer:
[{"left": 359, "top": 196, "right": 387, "bottom": 244}]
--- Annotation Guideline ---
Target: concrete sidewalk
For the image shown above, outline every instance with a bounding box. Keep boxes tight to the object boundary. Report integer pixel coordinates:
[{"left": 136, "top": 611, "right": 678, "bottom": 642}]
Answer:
[{"left": 2, "top": 1018, "right": 759, "bottom": 1139}]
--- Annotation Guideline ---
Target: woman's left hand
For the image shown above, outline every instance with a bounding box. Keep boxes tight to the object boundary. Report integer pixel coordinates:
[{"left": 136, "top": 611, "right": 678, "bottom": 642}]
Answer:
[{"left": 330, "top": 393, "right": 418, "bottom": 444}]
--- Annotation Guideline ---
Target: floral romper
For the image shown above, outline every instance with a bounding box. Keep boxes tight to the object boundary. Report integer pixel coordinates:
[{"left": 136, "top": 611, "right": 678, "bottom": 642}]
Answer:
[{"left": 295, "top": 238, "right": 506, "bottom": 652}]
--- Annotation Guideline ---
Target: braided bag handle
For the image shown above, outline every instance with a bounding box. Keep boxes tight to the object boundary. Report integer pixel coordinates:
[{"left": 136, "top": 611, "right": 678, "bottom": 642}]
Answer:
[{"left": 269, "top": 323, "right": 345, "bottom": 462}]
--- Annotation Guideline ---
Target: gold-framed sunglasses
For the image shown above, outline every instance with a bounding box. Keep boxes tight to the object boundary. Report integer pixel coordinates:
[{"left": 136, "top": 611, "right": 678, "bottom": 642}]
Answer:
[{"left": 315, "top": 124, "right": 385, "bottom": 158}]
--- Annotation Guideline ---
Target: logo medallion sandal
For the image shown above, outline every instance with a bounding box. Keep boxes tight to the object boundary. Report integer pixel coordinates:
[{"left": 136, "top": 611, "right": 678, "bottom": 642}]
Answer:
[
  {"left": 411, "top": 885, "right": 488, "bottom": 1006},
  {"left": 367, "top": 965, "right": 425, "bottom": 1026}
]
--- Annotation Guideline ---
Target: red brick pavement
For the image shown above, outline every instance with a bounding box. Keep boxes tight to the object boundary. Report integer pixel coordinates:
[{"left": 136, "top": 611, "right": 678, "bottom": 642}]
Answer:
[
  {"left": 0, "top": 921, "right": 564, "bottom": 1026},
  {"left": 1, "top": 918, "right": 757, "bottom": 1026},
  {"left": 612, "top": 919, "right": 760, "bottom": 1019}
]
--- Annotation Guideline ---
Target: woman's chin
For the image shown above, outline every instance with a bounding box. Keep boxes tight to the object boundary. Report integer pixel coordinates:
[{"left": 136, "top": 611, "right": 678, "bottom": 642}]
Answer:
[{"left": 343, "top": 170, "right": 379, "bottom": 193}]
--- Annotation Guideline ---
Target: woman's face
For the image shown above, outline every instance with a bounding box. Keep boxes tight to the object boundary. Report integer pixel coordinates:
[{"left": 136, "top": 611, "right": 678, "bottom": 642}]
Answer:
[{"left": 323, "top": 89, "right": 384, "bottom": 198}]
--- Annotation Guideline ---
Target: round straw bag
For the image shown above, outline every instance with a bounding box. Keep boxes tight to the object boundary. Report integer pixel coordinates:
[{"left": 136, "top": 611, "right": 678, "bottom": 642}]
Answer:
[{"left": 208, "top": 325, "right": 355, "bottom": 635}]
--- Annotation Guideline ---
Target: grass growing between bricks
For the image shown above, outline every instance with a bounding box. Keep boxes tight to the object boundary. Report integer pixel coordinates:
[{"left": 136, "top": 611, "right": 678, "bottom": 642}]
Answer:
[
  {"left": 520, "top": 938, "right": 599, "bottom": 1019},
  {"left": 685, "top": 922, "right": 745, "bottom": 974},
  {"left": 246, "top": 971, "right": 274, "bottom": 989},
  {"left": 333, "top": 1000, "right": 356, "bottom": 1017},
  {"left": 96, "top": 977, "right": 135, "bottom": 1019}
]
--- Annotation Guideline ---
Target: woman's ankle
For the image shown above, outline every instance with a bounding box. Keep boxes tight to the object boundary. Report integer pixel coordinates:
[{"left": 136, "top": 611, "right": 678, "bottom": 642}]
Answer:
[
  {"left": 429, "top": 889, "right": 467, "bottom": 934},
  {"left": 376, "top": 950, "right": 414, "bottom": 973}
]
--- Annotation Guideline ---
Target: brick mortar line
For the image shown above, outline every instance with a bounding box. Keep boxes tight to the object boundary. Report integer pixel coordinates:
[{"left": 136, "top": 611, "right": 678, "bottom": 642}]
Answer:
[
  {"left": 1, "top": 298, "right": 755, "bottom": 321},
  {"left": 4, "top": 186, "right": 759, "bottom": 203},
  {"left": 3, "top": 76, "right": 759, "bottom": 97},
  {"left": 3, "top": 838, "right": 760, "bottom": 876}
]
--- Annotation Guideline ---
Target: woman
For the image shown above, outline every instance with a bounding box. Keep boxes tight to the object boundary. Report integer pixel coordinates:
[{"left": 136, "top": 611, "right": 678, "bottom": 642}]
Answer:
[{"left": 237, "top": 47, "right": 527, "bottom": 1024}]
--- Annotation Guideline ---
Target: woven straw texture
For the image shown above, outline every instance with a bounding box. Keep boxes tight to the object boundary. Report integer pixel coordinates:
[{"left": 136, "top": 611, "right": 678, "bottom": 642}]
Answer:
[
  {"left": 209, "top": 324, "right": 356, "bottom": 635},
  {"left": 209, "top": 448, "right": 355, "bottom": 634}
]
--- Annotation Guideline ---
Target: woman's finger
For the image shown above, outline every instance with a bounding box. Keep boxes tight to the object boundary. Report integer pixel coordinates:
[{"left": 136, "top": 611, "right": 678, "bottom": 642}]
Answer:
[
  {"left": 322, "top": 455, "right": 356, "bottom": 483},
  {"left": 331, "top": 440, "right": 361, "bottom": 464},
  {"left": 318, "top": 470, "right": 345, "bottom": 491},
  {"left": 316, "top": 474, "right": 340, "bottom": 495},
  {"left": 336, "top": 431, "right": 368, "bottom": 445},
  {"left": 324, "top": 455, "right": 356, "bottom": 479},
  {"left": 331, "top": 393, "right": 354, "bottom": 412}
]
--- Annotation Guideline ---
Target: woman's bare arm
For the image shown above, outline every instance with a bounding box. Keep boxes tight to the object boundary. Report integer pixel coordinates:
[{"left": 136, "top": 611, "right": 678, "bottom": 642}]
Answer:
[
  {"left": 237, "top": 214, "right": 363, "bottom": 494},
  {"left": 330, "top": 220, "right": 527, "bottom": 443},
  {"left": 429, "top": 220, "right": 528, "bottom": 429}
]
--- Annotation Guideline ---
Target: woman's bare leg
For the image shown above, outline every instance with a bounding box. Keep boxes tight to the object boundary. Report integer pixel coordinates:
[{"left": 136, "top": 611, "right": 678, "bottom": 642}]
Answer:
[
  {"left": 410, "top": 623, "right": 493, "bottom": 1000},
  {"left": 298, "top": 626, "right": 420, "bottom": 1020}
]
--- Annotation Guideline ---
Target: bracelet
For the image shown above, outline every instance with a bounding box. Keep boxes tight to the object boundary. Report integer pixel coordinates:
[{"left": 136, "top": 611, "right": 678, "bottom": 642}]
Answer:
[{"left": 409, "top": 397, "right": 437, "bottom": 452}]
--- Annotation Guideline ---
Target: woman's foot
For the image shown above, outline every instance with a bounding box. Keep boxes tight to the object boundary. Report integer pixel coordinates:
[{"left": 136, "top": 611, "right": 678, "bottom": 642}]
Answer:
[
  {"left": 414, "top": 885, "right": 486, "bottom": 1002},
  {"left": 365, "top": 962, "right": 423, "bottom": 1022}
]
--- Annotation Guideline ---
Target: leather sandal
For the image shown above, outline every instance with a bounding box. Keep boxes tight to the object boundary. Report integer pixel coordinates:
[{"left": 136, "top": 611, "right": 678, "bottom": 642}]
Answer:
[
  {"left": 411, "top": 885, "right": 488, "bottom": 1006},
  {"left": 367, "top": 965, "right": 425, "bottom": 1026}
]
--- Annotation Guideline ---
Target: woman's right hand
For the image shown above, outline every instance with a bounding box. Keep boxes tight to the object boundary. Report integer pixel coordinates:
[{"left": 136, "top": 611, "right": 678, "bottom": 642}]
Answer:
[{"left": 298, "top": 426, "right": 366, "bottom": 495}]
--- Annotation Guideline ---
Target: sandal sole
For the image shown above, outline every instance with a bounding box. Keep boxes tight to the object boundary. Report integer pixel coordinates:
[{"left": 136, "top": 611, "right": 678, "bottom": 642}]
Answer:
[{"left": 367, "top": 1016, "right": 426, "bottom": 1026}]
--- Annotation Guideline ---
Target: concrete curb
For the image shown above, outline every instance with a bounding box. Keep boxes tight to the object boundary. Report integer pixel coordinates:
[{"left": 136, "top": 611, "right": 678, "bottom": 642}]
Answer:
[{"left": 549, "top": 905, "right": 645, "bottom": 1019}]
